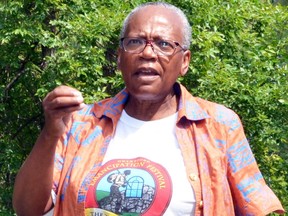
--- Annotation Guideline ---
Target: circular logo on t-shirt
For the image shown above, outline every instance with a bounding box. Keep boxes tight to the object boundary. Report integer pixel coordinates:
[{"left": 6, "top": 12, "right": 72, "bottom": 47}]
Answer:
[{"left": 85, "top": 157, "right": 172, "bottom": 215}]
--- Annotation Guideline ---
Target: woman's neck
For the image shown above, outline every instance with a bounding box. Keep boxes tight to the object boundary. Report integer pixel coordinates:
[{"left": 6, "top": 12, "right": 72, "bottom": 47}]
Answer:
[{"left": 124, "top": 91, "right": 178, "bottom": 121}]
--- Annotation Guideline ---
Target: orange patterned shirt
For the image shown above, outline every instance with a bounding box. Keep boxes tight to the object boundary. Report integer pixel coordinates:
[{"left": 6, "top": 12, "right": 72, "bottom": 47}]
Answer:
[{"left": 52, "top": 83, "right": 284, "bottom": 215}]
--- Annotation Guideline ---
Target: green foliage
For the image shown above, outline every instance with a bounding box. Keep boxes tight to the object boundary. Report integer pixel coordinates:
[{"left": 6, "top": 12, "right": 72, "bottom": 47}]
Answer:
[{"left": 0, "top": 0, "right": 287, "bottom": 214}]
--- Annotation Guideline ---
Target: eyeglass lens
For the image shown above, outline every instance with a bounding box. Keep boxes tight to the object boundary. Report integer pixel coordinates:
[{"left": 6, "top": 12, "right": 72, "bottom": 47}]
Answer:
[{"left": 122, "top": 38, "right": 178, "bottom": 56}]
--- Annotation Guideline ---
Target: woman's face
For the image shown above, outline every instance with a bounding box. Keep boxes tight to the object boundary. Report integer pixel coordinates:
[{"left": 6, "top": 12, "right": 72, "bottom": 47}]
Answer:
[{"left": 118, "top": 6, "right": 191, "bottom": 103}]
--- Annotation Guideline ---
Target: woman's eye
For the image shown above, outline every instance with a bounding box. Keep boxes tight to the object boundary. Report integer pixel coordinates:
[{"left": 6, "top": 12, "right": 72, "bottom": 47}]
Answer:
[
  {"left": 128, "top": 39, "right": 142, "bottom": 45},
  {"left": 157, "top": 40, "right": 173, "bottom": 48}
]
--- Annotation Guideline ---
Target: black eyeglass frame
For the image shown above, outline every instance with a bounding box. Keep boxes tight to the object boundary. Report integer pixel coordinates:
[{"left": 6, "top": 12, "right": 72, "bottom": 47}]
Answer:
[{"left": 120, "top": 37, "right": 187, "bottom": 56}]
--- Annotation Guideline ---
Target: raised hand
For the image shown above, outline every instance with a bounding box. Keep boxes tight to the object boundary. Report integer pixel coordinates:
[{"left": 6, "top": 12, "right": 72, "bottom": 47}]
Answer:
[{"left": 42, "top": 85, "right": 85, "bottom": 138}]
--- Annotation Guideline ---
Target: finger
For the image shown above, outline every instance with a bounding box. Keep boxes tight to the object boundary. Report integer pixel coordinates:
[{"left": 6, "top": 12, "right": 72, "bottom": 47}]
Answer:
[
  {"left": 45, "top": 95, "right": 84, "bottom": 110},
  {"left": 54, "top": 103, "right": 86, "bottom": 113},
  {"left": 44, "top": 86, "right": 82, "bottom": 102},
  {"left": 44, "top": 103, "right": 86, "bottom": 120}
]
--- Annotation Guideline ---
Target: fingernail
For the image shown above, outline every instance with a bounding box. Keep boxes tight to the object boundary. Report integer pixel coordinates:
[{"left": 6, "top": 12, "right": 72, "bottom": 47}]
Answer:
[
  {"left": 73, "top": 91, "right": 82, "bottom": 97},
  {"left": 77, "top": 95, "right": 84, "bottom": 102}
]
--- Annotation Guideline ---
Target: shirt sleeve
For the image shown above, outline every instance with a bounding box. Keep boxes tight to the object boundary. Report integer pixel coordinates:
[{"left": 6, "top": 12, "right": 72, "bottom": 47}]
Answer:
[
  {"left": 42, "top": 190, "right": 56, "bottom": 216},
  {"left": 226, "top": 113, "right": 285, "bottom": 215},
  {"left": 52, "top": 134, "right": 69, "bottom": 195}
]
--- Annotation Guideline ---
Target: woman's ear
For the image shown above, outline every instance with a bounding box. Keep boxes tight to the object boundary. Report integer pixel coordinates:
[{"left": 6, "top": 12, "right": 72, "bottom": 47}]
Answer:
[{"left": 180, "top": 50, "right": 191, "bottom": 76}]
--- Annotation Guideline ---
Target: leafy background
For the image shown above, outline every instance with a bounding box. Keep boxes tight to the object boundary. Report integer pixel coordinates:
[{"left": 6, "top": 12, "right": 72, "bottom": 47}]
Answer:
[{"left": 0, "top": 0, "right": 287, "bottom": 215}]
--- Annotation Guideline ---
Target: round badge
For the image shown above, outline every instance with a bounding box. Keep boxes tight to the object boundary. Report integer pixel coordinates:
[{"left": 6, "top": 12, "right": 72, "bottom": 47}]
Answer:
[{"left": 85, "top": 157, "right": 172, "bottom": 215}]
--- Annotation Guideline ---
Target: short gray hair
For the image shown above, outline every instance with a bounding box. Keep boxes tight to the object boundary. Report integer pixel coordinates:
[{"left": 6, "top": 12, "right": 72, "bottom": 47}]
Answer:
[{"left": 119, "top": 2, "right": 192, "bottom": 49}]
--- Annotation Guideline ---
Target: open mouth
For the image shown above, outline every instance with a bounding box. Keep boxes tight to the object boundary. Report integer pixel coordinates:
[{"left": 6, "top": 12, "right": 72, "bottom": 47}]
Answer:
[{"left": 135, "top": 68, "right": 159, "bottom": 76}]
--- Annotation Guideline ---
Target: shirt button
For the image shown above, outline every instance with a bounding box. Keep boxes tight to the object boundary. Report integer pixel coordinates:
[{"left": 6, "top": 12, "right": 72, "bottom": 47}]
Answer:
[
  {"left": 189, "top": 173, "right": 198, "bottom": 181},
  {"left": 199, "top": 200, "right": 203, "bottom": 208}
]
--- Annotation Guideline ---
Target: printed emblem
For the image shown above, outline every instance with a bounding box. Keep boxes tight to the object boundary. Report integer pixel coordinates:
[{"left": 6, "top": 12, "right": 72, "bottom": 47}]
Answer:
[{"left": 85, "top": 157, "right": 172, "bottom": 215}]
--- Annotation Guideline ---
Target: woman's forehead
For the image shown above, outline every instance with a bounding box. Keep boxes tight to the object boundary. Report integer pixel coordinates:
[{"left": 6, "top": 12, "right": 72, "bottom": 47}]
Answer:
[{"left": 124, "top": 6, "right": 183, "bottom": 40}]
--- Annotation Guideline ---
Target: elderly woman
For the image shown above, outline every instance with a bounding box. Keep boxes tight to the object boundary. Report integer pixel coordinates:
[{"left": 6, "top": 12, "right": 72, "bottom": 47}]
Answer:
[{"left": 13, "top": 2, "right": 284, "bottom": 216}]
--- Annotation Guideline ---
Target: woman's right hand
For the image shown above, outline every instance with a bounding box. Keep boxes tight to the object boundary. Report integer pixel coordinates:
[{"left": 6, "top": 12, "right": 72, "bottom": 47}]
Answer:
[{"left": 42, "top": 85, "right": 85, "bottom": 138}]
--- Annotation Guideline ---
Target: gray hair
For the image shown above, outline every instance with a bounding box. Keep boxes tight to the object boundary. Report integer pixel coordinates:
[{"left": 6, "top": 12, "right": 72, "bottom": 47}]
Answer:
[{"left": 119, "top": 2, "right": 192, "bottom": 49}]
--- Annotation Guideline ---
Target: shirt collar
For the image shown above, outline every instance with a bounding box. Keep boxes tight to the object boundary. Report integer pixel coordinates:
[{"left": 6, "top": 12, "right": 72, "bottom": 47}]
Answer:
[
  {"left": 92, "top": 89, "right": 129, "bottom": 121},
  {"left": 92, "top": 82, "right": 210, "bottom": 124},
  {"left": 175, "top": 83, "right": 210, "bottom": 121}
]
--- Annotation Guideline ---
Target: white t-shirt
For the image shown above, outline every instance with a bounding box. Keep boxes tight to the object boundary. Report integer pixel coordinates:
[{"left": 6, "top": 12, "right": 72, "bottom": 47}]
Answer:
[{"left": 89, "top": 110, "right": 195, "bottom": 215}]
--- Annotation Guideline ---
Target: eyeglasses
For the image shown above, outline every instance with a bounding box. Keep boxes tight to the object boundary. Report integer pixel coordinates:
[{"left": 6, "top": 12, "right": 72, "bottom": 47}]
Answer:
[{"left": 120, "top": 37, "right": 187, "bottom": 56}]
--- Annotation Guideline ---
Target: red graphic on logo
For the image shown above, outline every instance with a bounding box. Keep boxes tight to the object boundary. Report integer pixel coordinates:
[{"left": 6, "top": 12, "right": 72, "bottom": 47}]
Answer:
[{"left": 85, "top": 157, "right": 172, "bottom": 215}]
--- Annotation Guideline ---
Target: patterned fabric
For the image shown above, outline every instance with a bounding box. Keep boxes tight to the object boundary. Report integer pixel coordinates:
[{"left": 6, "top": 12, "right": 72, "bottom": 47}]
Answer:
[{"left": 52, "top": 83, "right": 284, "bottom": 216}]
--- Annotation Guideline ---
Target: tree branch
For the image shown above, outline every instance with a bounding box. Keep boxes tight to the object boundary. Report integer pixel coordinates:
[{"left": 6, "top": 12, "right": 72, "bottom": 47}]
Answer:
[
  {"left": 12, "top": 113, "right": 42, "bottom": 139},
  {"left": 4, "top": 58, "right": 29, "bottom": 97}
]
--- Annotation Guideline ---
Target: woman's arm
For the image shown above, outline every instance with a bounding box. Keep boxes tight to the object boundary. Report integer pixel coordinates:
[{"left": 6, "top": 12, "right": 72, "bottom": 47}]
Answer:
[{"left": 13, "top": 86, "right": 85, "bottom": 215}]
